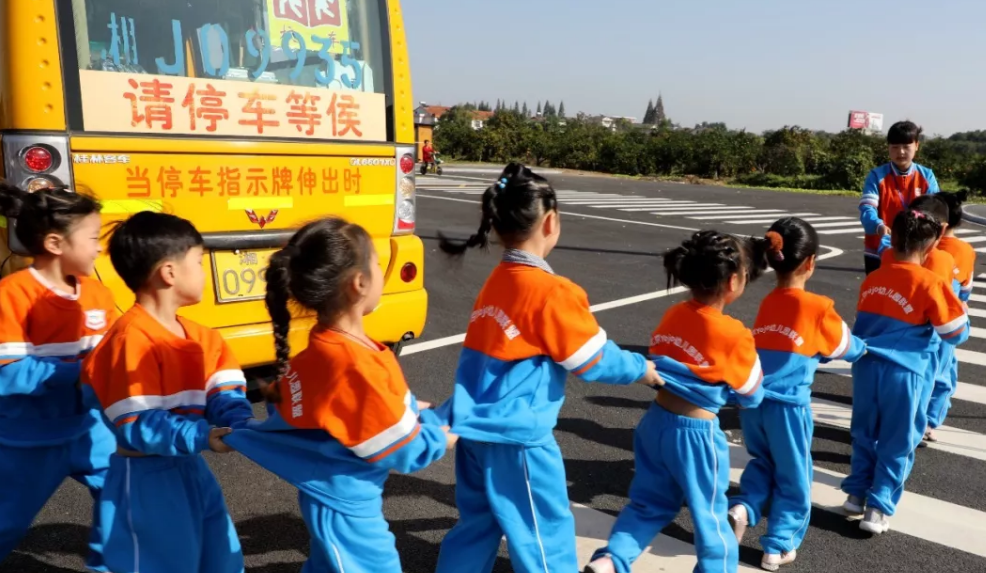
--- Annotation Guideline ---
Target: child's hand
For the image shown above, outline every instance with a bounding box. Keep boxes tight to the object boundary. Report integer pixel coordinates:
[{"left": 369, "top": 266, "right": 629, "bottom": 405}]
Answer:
[
  {"left": 441, "top": 426, "right": 459, "bottom": 449},
  {"left": 635, "top": 360, "right": 665, "bottom": 388},
  {"left": 418, "top": 400, "right": 433, "bottom": 410},
  {"left": 209, "top": 427, "right": 235, "bottom": 453},
  {"left": 877, "top": 224, "right": 891, "bottom": 237}
]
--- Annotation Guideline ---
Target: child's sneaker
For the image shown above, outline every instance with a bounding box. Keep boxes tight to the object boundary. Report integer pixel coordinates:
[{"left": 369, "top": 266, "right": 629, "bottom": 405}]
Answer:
[
  {"left": 728, "top": 504, "right": 749, "bottom": 543},
  {"left": 842, "top": 494, "right": 865, "bottom": 516},
  {"left": 859, "top": 507, "right": 890, "bottom": 534},
  {"left": 761, "top": 550, "right": 797, "bottom": 571},
  {"left": 584, "top": 556, "right": 616, "bottom": 573}
]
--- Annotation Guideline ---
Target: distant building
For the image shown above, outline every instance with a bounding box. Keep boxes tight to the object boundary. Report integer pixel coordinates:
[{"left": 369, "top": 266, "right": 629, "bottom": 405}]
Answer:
[{"left": 588, "top": 115, "right": 638, "bottom": 131}]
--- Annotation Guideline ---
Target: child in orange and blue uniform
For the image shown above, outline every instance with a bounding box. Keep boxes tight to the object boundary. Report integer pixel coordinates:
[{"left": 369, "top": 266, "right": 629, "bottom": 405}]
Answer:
[
  {"left": 841, "top": 209, "right": 969, "bottom": 534},
  {"left": 859, "top": 121, "right": 939, "bottom": 275},
  {"left": 432, "top": 164, "right": 663, "bottom": 573},
  {"left": 586, "top": 230, "right": 772, "bottom": 573},
  {"left": 903, "top": 194, "right": 973, "bottom": 445},
  {"left": 0, "top": 184, "right": 117, "bottom": 571},
  {"left": 82, "top": 212, "right": 254, "bottom": 573},
  {"left": 926, "top": 191, "right": 978, "bottom": 437},
  {"left": 727, "top": 219, "right": 866, "bottom": 571},
  {"left": 223, "top": 218, "right": 456, "bottom": 573}
]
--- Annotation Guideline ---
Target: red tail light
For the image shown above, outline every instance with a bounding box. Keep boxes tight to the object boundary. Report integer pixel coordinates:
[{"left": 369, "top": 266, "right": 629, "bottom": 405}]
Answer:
[
  {"left": 399, "top": 153, "right": 415, "bottom": 174},
  {"left": 400, "top": 262, "right": 417, "bottom": 283},
  {"left": 23, "top": 146, "right": 54, "bottom": 173}
]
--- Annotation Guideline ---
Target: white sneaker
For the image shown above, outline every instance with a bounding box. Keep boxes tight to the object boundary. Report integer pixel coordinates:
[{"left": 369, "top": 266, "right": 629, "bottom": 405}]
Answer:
[
  {"left": 584, "top": 556, "right": 616, "bottom": 573},
  {"left": 842, "top": 494, "right": 865, "bottom": 516},
  {"left": 859, "top": 507, "right": 890, "bottom": 534},
  {"left": 761, "top": 550, "right": 797, "bottom": 571},
  {"left": 728, "top": 504, "right": 749, "bottom": 543}
]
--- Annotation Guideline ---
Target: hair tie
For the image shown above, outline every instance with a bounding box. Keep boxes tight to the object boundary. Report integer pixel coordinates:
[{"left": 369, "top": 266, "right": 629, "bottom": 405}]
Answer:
[
  {"left": 912, "top": 210, "right": 926, "bottom": 219},
  {"left": 764, "top": 231, "right": 785, "bottom": 261},
  {"left": 495, "top": 177, "right": 508, "bottom": 193}
]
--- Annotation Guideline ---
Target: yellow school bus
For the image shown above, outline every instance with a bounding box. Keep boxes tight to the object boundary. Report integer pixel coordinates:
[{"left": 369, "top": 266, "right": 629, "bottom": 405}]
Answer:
[{"left": 0, "top": 0, "right": 426, "bottom": 367}]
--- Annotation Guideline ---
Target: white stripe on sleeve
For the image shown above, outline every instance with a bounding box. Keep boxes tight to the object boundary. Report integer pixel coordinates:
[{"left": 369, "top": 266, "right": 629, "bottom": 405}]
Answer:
[
  {"left": 935, "top": 314, "right": 968, "bottom": 336},
  {"left": 350, "top": 404, "right": 418, "bottom": 459},
  {"left": 206, "top": 369, "right": 246, "bottom": 392},
  {"left": 735, "top": 356, "right": 763, "bottom": 395},
  {"left": 105, "top": 390, "right": 208, "bottom": 422},
  {"left": 825, "top": 321, "right": 851, "bottom": 360},
  {"left": 559, "top": 329, "right": 608, "bottom": 371}
]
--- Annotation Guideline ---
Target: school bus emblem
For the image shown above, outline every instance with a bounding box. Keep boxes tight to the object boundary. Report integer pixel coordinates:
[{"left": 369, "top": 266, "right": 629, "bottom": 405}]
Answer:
[{"left": 245, "top": 209, "right": 278, "bottom": 229}]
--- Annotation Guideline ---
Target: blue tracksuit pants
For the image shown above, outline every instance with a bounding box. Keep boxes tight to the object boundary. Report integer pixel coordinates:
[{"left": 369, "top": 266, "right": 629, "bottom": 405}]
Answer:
[
  {"left": 591, "top": 404, "right": 736, "bottom": 573},
  {"left": 841, "top": 357, "right": 928, "bottom": 516},
  {"left": 0, "top": 421, "right": 114, "bottom": 571},
  {"left": 297, "top": 491, "right": 402, "bottom": 573},
  {"left": 730, "top": 401, "right": 813, "bottom": 555},
  {"left": 926, "top": 344, "right": 957, "bottom": 429},
  {"left": 99, "top": 455, "right": 243, "bottom": 573},
  {"left": 435, "top": 439, "right": 576, "bottom": 573}
]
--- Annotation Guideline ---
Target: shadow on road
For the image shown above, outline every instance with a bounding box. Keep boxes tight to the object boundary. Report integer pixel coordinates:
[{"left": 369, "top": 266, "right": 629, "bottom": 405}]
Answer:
[{"left": 0, "top": 523, "right": 90, "bottom": 573}]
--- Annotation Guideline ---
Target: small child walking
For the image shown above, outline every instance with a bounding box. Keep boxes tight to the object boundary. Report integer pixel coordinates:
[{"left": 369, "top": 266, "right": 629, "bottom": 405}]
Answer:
[
  {"left": 586, "top": 229, "right": 772, "bottom": 573},
  {"left": 225, "top": 217, "right": 457, "bottom": 573},
  {"left": 727, "top": 218, "right": 866, "bottom": 571},
  {"left": 841, "top": 210, "right": 969, "bottom": 534},
  {"left": 432, "top": 163, "right": 662, "bottom": 573}
]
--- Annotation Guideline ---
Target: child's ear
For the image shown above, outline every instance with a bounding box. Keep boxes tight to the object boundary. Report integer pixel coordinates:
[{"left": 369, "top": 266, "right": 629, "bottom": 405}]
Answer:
[
  {"left": 42, "top": 232, "right": 65, "bottom": 257},
  {"left": 157, "top": 261, "right": 178, "bottom": 287},
  {"left": 728, "top": 271, "right": 740, "bottom": 294},
  {"left": 803, "top": 254, "right": 817, "bottom": 273},
  {"left": 543, "top": 209, "right": 560, "bottom": 237}
]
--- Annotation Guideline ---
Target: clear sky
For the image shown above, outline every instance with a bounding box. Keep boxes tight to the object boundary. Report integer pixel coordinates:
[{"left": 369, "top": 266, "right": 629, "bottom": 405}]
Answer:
[{"left": 403, "top": 0, "right": 985, "bottom": 136}]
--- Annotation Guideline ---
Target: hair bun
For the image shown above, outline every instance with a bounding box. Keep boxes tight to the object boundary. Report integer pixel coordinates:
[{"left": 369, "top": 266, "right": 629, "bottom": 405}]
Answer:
[{"left": 765, "top": 231, "right": 784, "bottom": 253}]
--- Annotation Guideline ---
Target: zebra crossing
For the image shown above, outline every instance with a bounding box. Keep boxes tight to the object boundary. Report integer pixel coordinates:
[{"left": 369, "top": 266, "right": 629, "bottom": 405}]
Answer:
[{"left": 418, "top": 177, "right": 986, "bottom": 249}]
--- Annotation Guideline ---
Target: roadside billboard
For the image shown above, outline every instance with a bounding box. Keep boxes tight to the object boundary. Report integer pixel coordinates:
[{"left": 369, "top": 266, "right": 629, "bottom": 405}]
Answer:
[{"left": 848, "top": 110, "right": 884, "bottom": 133}]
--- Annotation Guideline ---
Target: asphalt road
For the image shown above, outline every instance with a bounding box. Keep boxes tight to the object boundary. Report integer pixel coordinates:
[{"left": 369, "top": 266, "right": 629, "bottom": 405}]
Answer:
[{"left": 5, "top": 170, "right": 986, "bottom": 573}]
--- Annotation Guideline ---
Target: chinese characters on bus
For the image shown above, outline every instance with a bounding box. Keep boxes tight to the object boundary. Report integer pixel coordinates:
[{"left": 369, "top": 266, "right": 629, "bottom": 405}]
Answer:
[
  {"left": 80, "top": 71, "right": 386, "bottom": 141},
  {"left": 124, "top": 165, "right": 364, "bottom": 198}
]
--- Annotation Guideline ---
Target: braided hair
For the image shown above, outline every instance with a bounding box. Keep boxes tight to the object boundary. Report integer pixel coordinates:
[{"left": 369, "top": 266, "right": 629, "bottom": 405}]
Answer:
[
  {"left": 438, "top": 162, "right": 558, "bottom": 255},
  {"left": 0, "top": 182, "right": 100, "bottom": 256},
  {"left": 891, "top": 209, "right": 942, "bottom": 256},
  {"left": 663, "top": 230, "right": 772, "bottom": 298},
  {"left": 263, "top": 217, "right": 373, "bottom": 402}
]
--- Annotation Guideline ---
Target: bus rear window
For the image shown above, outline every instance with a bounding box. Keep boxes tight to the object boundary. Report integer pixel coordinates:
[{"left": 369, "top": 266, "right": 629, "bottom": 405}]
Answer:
[{"left": 60, "top": 0, "right": 391, "bottom": 142}]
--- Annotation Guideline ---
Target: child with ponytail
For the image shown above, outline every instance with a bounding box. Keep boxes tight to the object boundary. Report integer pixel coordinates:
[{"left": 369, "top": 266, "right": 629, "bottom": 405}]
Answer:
[
  {"left": 923, "top": 191, "right": 977, "bottom": 439},
  {"left": 841, "top": 209, "right": 969, "bottom": 535},
  {"left": 224, "top": 217, "right": 455, "bottom": 573},
  {"left": 727, "top": 218, "right": 866, "bottom": 571},
  {"left": 0, "top": 183, "right": 117, "bottom": 570},
  {"left": 586, "top": 230, "right": 771, "bottom": 573},
  {"left": 432, "top": 163, "right": 662, "bottom": 573}
]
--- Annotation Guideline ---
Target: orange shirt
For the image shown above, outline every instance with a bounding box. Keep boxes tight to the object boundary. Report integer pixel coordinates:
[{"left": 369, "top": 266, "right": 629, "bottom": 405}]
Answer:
[
  {"left": 938, "top": 236, "right": 977, "bottom": 299},
  {"left": 83, "top": 304, "right": 247, "bottom": 429}
]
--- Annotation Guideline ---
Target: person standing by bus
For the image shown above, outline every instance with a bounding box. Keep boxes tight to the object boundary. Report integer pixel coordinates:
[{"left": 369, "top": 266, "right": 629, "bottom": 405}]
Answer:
[
  {"left": 859, "top": 120, "right": 939, "bottom": 275},
  {"left": 422, "top": 140, "right": 436, "bottom": 173}
]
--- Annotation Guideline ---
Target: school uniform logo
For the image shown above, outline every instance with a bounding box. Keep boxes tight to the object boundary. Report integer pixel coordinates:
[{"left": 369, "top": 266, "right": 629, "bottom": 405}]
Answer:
[{"left": 85, "top": 310, "right": 107, "bottom": 331}]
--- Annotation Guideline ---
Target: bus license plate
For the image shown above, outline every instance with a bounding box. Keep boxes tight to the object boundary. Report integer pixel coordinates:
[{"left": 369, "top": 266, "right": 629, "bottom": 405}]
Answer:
[{"left": 211, "top": 249, "right": 275, "bottom": 303}]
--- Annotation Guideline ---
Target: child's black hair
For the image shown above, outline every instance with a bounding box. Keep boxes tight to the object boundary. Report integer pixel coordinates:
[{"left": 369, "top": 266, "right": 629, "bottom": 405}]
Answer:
[
  {"left": 890, "top": 210, "right": 942, "bottom": 256},
  {"left": 663, "top": 230, "right": 772, "bottom": 299},
  {"left": 107, "top": 211, "right": 204, "bottom": 292},
  {"left": 909, "top": 195, "right": 949, "bottom": 230},
  {"left": 934, "top": 190, "right": 969, "bottom": 229},
  {"left": 763, "top": 217, "right": 820, "bottom": 275},
  {"left": 887, "top": 121, "right": 923, "bottom": 145},
  {"left": 263, "top": 217, "right": 373, "bottom": 402},
  {"left": 0, "top": 182, "right": 101, "bottom": 256},
  {"left": 438, "top": 163, "right": 558, "bottom": 255}
]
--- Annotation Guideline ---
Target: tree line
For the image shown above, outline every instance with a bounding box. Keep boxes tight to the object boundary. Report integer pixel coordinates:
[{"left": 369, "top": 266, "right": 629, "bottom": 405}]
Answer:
[{"left": 434, "top": 107, "right": 986, "bottom": 195}]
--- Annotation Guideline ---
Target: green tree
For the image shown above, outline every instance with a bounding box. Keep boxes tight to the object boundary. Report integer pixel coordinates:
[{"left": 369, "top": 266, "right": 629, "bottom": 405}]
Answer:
[
  {"left": 522, "top": 102, "right": 529, "bottom": 117},
  {"left": 643, "top": 100, "right": 655, "bottom": 124},
  {"left": 513, "top": 101, "right": 521, "bottom": 114},
  {"left": 558, "top": 101, "right": 566, "bottom": 118},
  {"left": 536, "top": 101, "right": 542, "bottom": 116},
  {"left": 433, "top": 106, "right": 483, "bottom": 161}
]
